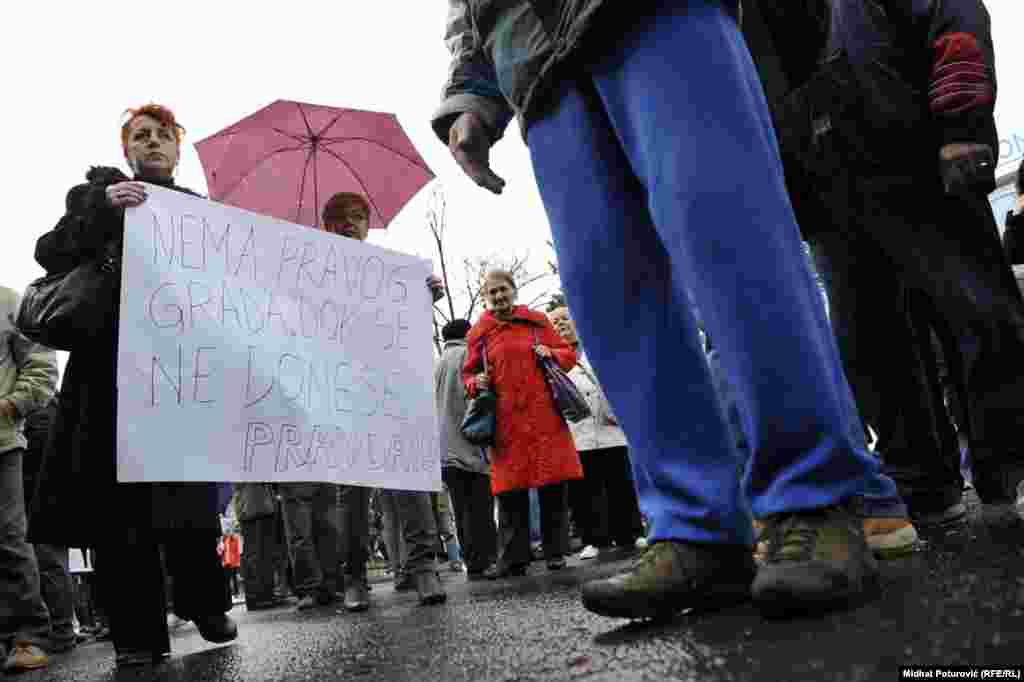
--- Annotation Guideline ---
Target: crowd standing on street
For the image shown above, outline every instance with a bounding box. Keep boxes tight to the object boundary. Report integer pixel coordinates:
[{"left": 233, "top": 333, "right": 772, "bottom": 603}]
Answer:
[{"left": 0, "top": 0, "right": 1021, "bottom": 674}]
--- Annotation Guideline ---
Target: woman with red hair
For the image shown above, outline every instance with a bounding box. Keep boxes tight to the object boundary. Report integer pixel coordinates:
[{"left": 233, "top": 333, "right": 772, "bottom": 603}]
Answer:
[{"left": 29, "top": 104, "right": 237, "bottom": 668}]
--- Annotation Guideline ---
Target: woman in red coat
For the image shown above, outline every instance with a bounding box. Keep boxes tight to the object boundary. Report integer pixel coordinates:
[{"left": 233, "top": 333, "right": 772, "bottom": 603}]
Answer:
[{"left": 464, "top": 269, "right": 583, "bottom": 578}]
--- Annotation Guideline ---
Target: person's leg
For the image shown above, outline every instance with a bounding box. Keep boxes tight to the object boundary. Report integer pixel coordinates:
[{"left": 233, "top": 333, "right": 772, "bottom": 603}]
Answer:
[
  {"left": 528, "top": 1, "right": 878, "bottom": 615},
  {"left": 467, "top": 473, "right": 499, "bottom": 570},
  {"left": 97, "top": 535, "right": 170, "bottom": 660},
  {"left": 601, "top": 448, "right": 645, "bottom": 546},
  {"left": 339, "top": 485, "right": 370, "bottom": 583},
  {"left": 311, "top": 485, "right": 341, "bottom": 600},
  {"left": 386, "top": 490, "right": 445, "bottom": 603},
  {"left": 379, "top": 492, "right": 407, "bottom": 585},
  {"left": 492, "top": 490, "right": 531, "bottom": 573},
  {"left": 527, "top": 489, "right": 542, "bottom": 547},
  {"left": 278, "top": 483, "right": 321, "bottom": 600},
  {"left": 164, "top": 532, "right": 232, "bottom": 622},
  {"left": 0, "top": 451, "right": 51, "bottom": 658},
  {"left": 572, "top": 451, "right": 609, "bottom": 550},
  {"left": 34, "top": 544, "right": 75, "bottom": 650},
  {"left": 240, "top": 517, "right": 273, "bottom": 606},
  {"left": 537, "top": 482, "right": 571, "bottom": 564}
]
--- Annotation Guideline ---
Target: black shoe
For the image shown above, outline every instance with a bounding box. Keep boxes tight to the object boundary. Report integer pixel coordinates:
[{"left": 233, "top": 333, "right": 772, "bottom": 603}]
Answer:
[
  {"left": 193, "top": 614, "right": 238, "bottom": 644},
  {"left": 394, "top": 573, "right": 416, "bottom": 592},
  {"left": 483, "top": 562, "right": 528, "bottom": 580},
  {"left": 344, "top": 581, "right": 371, "bottom": 612},
  {"left": 414, "top": 572, "right": 448, "bottom": 606},
  {"left": 547, "top": 558, "right": 567, "bottom": 571}
]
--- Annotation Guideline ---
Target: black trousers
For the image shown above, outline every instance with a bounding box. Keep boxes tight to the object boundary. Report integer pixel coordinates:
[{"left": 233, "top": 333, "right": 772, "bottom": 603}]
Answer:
[
  {"left": 569, "top": 447, "right": 645, "bottom": 547},
  {"left": 808, "top": 174, "right": 1024, "bottom": 504},
  {"left": 97, "top": 530, "right": 230, "bottom": 655},
  {"left": 442, "top": 467, "right": 498, "bottom": 573},
  {"left": 240, "top": 516, "right": 279, "bottom": 603},
  {"left": 496, "top": 482, "right": 569, "bottom": 566}
]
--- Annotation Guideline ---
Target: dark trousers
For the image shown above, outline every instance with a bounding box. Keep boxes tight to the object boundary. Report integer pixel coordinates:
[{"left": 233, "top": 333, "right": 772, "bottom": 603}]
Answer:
[
  {"left": 496, "top": 483, "right": 569, "bottom": 566},
  {"left": 810, "top": 231, "right": 964, "bottom": 513},
  {"left": 442, "top": 467, "right": 497, "bottom": 573},
  {"left": 240, "top": 516, "right": 279, "bottom": 603},
  {"left": 97, "top": 530, "right": 230, "bottom": 655},
  {"left": 569, "top": 447, "right": 645, "bottom": 547},
  {"left": 338, "top": 485, "right": 370, "bottom": 583},
  {"left": 34, "top": 543, "right": 75, "bottom": 642},
  {"left": 809, "top": 176, "right": 1024, "bottom": 503},
  {"left": 279, "top": 483, "right": 341, "bottom": 598}
]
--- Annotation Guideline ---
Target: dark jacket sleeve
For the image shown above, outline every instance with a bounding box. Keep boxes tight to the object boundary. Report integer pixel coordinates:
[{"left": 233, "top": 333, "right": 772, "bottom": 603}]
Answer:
[
  {"left": 1004, "top": 210, "right": 1024, "bottom": 266},
  {"left": 35, "top": 169, "right": 128, "bottom": 274},
  {"left": 924, "top": 0, "right": 998, "bottom": 154}
]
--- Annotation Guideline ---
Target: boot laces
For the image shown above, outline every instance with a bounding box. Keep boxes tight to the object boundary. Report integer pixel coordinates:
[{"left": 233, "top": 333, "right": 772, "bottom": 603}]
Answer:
[{"left": 765, "top": 514, "right": 820, "bottom": 563}]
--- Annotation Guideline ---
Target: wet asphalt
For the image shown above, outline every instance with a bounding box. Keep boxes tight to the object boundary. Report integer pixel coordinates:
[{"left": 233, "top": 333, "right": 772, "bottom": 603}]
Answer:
[{"left": 29, "top": 489, "right": 1024, "bottom": 682}]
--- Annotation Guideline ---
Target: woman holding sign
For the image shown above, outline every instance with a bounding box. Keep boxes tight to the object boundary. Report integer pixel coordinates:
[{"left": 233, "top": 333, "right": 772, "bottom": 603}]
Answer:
[{"left": 28, "top": 104, "right": 237, "bottom": 668}]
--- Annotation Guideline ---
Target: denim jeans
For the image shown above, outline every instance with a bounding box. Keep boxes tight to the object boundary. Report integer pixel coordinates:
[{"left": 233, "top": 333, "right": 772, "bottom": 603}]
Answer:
[
  {"left": 379, "top": 490, "right": 440, "bottom": 578},
  {"left": 0, "top": 450, "right": 50, "bottom": 646},
  {"left": 34, "top": 544, "right": 74, "bottom": 645}
]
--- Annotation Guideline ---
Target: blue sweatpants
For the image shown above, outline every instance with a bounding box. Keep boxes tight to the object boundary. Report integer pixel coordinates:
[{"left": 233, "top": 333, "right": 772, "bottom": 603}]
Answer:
[{"left": 526, "top": 0, "right": 880, "bottom": 547}]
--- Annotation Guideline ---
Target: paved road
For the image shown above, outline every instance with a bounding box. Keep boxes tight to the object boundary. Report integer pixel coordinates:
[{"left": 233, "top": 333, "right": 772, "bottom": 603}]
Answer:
[{"left": 33, "top": 491, "right": 1024, "bottom": 682}]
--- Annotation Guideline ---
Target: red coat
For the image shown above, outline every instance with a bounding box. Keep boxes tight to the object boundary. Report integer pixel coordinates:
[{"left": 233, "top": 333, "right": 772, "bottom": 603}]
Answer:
[{"left": 464, "top": 306, "right": 583, "bottom": 495}]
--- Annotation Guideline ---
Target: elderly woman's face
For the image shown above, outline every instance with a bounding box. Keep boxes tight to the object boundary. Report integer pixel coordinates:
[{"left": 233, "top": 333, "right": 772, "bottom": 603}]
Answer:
[
  {"left": 483, "top": 277, "right": 516, "bottom": 316},
  {"left": 325, "top": 205, "right": 370, "bottom": 242},
  {"left": 548, "top": 306, "right": 577, "bottom": 344},
  {"left": 124, "top": 115, "right": 179, "bottom": 179}
]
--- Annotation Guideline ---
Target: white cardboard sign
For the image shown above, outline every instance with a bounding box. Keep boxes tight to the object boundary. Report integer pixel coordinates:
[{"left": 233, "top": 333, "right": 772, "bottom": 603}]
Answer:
[{"left": 116, "top": 185, "right": 439, "bottom": 491}]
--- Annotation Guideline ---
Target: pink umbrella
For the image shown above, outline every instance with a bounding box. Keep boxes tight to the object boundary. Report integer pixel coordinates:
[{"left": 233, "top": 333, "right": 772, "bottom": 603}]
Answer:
[{"left": 195, "top": 99, "right": 435, "bottom": 230}]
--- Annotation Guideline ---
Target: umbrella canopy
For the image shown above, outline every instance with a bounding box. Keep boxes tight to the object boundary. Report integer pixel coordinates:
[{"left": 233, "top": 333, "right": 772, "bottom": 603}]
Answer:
[{"left": 195, "top": 99, "right": 435, "bottom": 230}]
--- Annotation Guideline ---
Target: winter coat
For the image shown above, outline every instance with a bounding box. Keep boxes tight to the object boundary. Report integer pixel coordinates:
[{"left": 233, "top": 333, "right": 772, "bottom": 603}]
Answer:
[
  {"left": 566, "top": 348, "right": 627, "bottom": 453},
  {"left": 28, "top": 166, "right": 222, "bottom": 548},
  {"left": 1004, "top": 210, "right": 1024, "bottom": 266},
  {"left": 23, "top": 395, "right": 58, "bottom": 510},
  {"left": 0, "top": 288, "right": 57, "bottom": 455},
  {"left": 463, "top": 306, "right": 582, "bottom": 494},
  {"left": 435, "top": 339, "right": 488, "bottom": 475},
  {"left": 432, "top": 1, "right": 740, "bottom": 144},
  {"left": 236, "top": 483, "right": 277, "bottom": 522},
  {"left": 767, "top": 0, "right": 997, "bottom": 179}
]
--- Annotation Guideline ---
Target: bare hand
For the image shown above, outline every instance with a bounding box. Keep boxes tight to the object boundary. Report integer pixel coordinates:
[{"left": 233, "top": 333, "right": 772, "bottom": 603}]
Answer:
[
  {"left": 475, "top": 373, "right": 490, "bottom": 391},
  {"left": 427, "top": 274, "right": 446, "bottom": 303},
  {"left": 449, "top": 112, "right": 506, "bottom": 195},
  {"left": 534, "top": 345, "right": 552, "bottom": 359},
  {"left": 106, "top": 181, "right": 148, "bottom": 209}
]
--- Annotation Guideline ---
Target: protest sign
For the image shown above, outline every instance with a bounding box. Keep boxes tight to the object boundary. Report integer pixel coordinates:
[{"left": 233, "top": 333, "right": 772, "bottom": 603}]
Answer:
[{"left": 116, "top": 185, "right": 439, "bottom": 491}]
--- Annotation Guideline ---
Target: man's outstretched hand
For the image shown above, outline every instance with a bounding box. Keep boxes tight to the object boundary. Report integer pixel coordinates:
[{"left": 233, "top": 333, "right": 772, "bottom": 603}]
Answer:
[{"left": 449, "top": 112, "right": 506, "bottom": 195}]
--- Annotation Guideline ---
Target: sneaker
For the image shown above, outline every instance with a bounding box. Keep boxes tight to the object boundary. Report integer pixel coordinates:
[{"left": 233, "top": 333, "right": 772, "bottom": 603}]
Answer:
[
  {"left": 752, "top": 506, "right": 878, "bottom": 612},
  {"left": 295, "top": 595, "right": 317, "bottom": 611},
  {"left": 344, "top": 581, "right": 370, "bottom": 612},
  {"left": 547, "top": 557, "right": 567, "bottom": 571},
  {"left": 862, "top": 517, "right": 919, "bottom": 558},
  {"left": 634, "top": 537, "right": 649, "bottom": 550},
  {"left": 449, "top": 560, "right": 466, "bottom": 573},
  {"left": 757, "top": 515, "right": 919, "bottom": 561},
  {"left": 483, "top": 562, "right": 528, "bottom": 580},
  {"left": 577, "top": 545, "right": 600, "bottom": 560},
  {"left": 3, "top": 642, "right": 48, "bottom": 673},
  {"left": 581, "top": 541, "right": 756, "bottom": 620},
  {"left": 414, "top": 572, "right": 447, "bottom": 606}
]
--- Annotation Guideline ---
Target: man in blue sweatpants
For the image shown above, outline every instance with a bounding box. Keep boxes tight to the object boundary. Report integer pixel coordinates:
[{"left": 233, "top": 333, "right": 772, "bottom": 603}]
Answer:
[{"left": 432, "top": 0, "right": 882, "bottom": 618}]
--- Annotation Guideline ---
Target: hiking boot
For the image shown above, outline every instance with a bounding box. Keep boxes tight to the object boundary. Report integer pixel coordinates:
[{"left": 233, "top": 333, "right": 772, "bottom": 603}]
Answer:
[
  {"left": 3, "top": 642, "right": 48, "bottom": 673},
  {"left": 752, "top": 506, "right": 878, "bottom": 612},
  {"left": 581, "top": 541, "right": 756, "bottom": 620},
  {"left": 415, "top": 572, "right": 448, "bottom": 606},
  {"left": 344, "top": 581, "right": 370, "bottom": 612},
  {"left": 862, "top": 517, "right": 919, "bottom": 558}
]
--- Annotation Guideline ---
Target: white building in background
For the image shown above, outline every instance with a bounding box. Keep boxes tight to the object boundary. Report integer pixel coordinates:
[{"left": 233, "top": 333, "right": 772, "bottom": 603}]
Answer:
[{"left": 992, "top": 129, "right": 1022, "bottom": 233}]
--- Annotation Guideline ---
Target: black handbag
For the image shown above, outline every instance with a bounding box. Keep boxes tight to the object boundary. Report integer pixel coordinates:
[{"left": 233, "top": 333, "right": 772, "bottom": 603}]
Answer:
[
  {"left": 16, "top": 247, "right": 119, "bottom": 351},
  {"left": 460, "top": 338, "right": 497, "bottom": 447}
]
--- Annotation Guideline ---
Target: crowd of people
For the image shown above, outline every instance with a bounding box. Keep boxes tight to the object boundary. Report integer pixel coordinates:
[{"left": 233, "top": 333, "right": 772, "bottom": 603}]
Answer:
[{"left": 0, "top": 0, "right": 1022, "bottom": 675}]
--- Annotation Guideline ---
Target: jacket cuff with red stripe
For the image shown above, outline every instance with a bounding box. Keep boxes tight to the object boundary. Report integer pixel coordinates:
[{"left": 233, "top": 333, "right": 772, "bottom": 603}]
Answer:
[{"left": 930, "top": 32, "right": 997, "bottom": 150}]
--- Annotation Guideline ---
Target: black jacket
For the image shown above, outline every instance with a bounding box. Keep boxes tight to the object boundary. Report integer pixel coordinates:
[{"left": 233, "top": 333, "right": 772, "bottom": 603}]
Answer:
[{"left": 28, "top": 167, "right": 221, "bottom": 547}]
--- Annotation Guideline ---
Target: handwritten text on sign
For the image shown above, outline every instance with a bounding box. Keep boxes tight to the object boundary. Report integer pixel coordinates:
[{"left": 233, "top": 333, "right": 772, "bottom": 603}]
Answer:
[{"left": 116, "top": 185, "right": 439, "bottom": 490}]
